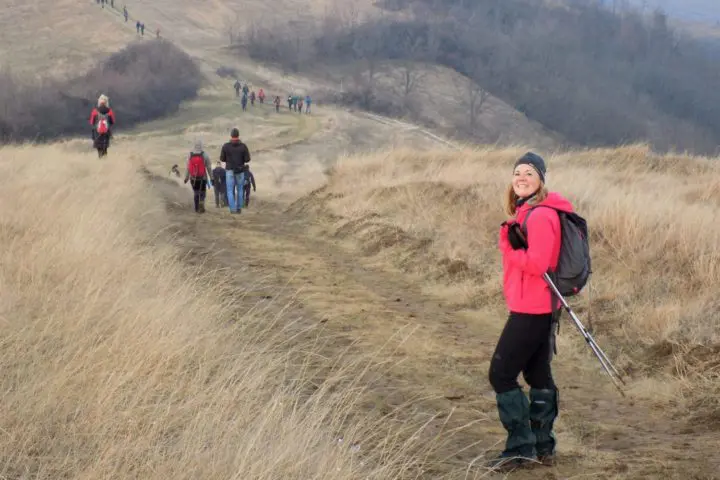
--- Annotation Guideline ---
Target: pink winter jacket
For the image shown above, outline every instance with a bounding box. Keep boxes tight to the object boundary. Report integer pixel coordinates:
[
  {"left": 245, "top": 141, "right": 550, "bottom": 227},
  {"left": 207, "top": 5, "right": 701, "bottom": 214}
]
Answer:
[{"left": 499, "top": 192, "right": 574, "bottom": 314}]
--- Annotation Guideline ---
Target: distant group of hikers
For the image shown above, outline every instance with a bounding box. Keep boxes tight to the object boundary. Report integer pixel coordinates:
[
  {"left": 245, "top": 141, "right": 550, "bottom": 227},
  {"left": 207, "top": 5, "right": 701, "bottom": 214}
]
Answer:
[
  {"left": 233, "top": 80, "right": 312, "bottom": 114},
  {"left": 95, "top": 0, "right": 161, "bottom": 38},
  {"left": 176, "top": 128, "right": 256, "bottom": 214}
]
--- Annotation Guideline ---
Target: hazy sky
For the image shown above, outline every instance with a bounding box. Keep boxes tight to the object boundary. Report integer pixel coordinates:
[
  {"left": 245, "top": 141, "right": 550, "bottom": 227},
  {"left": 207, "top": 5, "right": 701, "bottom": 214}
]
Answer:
[{"left": 626, "top": 0, "right": 720, "bottom": 23}]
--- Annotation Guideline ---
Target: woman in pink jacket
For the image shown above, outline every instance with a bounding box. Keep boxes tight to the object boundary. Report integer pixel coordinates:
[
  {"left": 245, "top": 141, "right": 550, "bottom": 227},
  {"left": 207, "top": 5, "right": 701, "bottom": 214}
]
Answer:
[{"left": 487, "top": 152, "right": 575, "bottom": 471}]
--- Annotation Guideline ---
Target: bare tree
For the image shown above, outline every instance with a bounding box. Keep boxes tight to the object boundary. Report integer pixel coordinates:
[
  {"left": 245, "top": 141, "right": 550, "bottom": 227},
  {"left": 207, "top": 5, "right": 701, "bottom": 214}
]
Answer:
[
  {"left": 397, "top": 61, "right": 426, "bottom": 101},
  {"left": 395, "top": 30, "right": 428, "bottom": 104},
  {"left": 224, "top": 13, "right": 241, "bottom": 45},
  {"left": 453, "top": 71, "right": 491, "bottom": 131},
  {"left": 350, "top": 24, "right": 384, "bottom": 109}
]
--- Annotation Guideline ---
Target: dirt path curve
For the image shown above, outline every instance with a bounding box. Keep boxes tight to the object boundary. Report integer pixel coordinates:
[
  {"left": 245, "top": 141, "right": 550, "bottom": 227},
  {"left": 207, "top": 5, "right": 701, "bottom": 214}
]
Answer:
[{"left": 151, "top": 174, "right": 720, "bottom": 479}]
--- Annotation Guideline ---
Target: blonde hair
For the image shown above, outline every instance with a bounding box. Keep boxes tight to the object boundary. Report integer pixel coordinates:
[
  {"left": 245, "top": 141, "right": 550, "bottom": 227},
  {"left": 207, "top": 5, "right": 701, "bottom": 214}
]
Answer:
[
  {"left": 504, "top": 183, "right": 549, "bottom": 217},
  {"left": 97, "top": 94, "right": 109, "bottom": 107}
]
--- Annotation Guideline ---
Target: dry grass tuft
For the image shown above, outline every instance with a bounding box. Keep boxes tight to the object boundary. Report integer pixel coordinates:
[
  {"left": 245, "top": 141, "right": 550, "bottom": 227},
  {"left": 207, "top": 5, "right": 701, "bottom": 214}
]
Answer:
[{"left": 0, "top": 143, "right": 474, "bottom": 479}]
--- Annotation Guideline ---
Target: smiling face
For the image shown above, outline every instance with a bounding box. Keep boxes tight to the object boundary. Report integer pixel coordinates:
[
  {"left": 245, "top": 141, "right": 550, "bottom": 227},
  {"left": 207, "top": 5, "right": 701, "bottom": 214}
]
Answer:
[{"left": 512, "top": 164, "right": 542, "bottom": 198}]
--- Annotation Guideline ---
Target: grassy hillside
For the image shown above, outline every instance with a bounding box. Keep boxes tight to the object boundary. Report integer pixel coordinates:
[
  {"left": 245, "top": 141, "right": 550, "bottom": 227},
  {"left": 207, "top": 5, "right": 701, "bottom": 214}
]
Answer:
[
  {"left": 0, "top": 143, "right": 450, "bottom": 479},
  {"left": 0, "top": 0, "right": 129, "bottom": 76},
  {"left": 299, "top": 144, "right": 720, "bottom": 423}
]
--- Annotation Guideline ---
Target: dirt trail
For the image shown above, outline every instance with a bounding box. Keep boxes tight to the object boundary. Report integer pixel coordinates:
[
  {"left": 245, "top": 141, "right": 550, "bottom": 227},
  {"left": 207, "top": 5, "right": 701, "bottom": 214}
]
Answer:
[{"left": 151, "top": 173, "right": 720, "bottom": 479}]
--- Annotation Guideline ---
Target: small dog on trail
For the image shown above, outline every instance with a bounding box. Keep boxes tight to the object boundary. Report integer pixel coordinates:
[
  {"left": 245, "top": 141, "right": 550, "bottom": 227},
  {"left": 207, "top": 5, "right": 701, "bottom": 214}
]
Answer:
[{"left": 170, "top": 164, "right": 181, "bottom": 177}]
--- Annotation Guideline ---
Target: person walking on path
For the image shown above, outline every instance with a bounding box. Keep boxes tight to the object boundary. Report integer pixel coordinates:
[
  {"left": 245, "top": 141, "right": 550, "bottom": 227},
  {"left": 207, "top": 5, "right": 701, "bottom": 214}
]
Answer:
[
  {"left": 487, "top": 152, "right": 574, "bottom": 472},
  {"left": 89, "top": 94, "right": 116, "bottom": 157},
  {"left": 212, "top": 160, "right": 228, "bottom": 208},
  {"left": 220, "top": 128, "right": 251, "bottom": 214},
  {"left": 183, "top": 139, "right": 213, "bottom": 213},
  {"left": 242, "top": 164, "right": 256, "bottom": 208}
]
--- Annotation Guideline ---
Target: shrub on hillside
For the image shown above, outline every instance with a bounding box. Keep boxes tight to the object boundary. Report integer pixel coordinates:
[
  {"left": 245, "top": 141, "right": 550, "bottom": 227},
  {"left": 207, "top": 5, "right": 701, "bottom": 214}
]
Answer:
[
  {"left": 0, "top": 40, "right": 203, "bottom": 143},
  {"left": 216, "top": 65, "right": 239, "bottom": 78}
]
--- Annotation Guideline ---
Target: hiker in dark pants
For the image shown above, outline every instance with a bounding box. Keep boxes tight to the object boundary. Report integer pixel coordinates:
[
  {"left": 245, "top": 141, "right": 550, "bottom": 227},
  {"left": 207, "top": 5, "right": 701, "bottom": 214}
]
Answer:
[
  {"left": 487, "top": 152, "right": 576, "bottom": 472},
  {"left": 242, "top": 165, "right": 256, "bottom": 207},
  {"left": 212, "top": 161, "right": 228, "bottom": 208},
  {"left": 183, "top": 139, "right": 212, "bottom": 213},
  {"left": 124, "top": 6, "right": 128, "bottom": 21}
]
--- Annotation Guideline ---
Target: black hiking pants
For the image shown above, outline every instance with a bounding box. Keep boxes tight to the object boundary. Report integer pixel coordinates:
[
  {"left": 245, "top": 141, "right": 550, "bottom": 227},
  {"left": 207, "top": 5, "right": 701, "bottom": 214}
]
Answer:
[
  {"left": 214, "top": 183, "right": 227, "bottom": 207},
  {"left": 243, "top": 182, "right": 252, "bottom": 207},
  {"left": 190, "top": 178, "right": 207, "bottom": 211},
  {"left": 488, "top": 312, "right": 557, "bottom": 394}
]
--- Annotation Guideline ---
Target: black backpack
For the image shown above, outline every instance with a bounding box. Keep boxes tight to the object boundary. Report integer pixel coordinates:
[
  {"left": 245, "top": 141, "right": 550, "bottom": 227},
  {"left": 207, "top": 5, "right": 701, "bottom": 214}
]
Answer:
[{"left": 522, "top": 206, "right": 591, "bottom": 298}]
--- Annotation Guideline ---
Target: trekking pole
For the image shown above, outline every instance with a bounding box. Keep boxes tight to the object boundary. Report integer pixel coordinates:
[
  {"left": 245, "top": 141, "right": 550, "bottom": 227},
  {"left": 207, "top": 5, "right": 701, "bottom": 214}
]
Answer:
[
  {"left": 507, "top": 222, "right": 626, "bottom": 396},
  {"left": 542, "top": 272, "right": 627, "bottom": 397}
]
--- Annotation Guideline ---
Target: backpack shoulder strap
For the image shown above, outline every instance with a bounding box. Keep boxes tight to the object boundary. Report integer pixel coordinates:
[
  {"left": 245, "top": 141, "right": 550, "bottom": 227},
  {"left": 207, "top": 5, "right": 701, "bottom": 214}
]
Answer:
[{"left": 521, "top": 204, "right": 561, "bottom": 232}]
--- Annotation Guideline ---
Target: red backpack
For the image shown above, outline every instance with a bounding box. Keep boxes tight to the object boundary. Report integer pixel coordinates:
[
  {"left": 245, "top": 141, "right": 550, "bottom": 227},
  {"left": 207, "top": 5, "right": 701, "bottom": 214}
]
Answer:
[
  {"left": 96, "top": 112, "right": 110, "bottom": 135},
  {"left": 188, "top": 153, "right": 206, "bottom": 179}
]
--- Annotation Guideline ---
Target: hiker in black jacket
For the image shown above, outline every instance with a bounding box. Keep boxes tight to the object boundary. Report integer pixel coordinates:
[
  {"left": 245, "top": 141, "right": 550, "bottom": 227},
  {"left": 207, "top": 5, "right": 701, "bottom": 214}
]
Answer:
[
  {"left": 219, "top": 127, "right": 251, "bottom": 213},
  {"left": 212, "top": 161, "right": 228, "bottom": 208},
  {"left": 243, "top": 165, "right": 256, "bottom": 208}
]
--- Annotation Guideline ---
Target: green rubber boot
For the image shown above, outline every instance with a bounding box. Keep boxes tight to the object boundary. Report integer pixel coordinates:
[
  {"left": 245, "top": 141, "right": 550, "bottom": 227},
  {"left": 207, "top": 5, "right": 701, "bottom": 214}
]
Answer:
[
  {"left": 530, "top": 388, "right": 559, "bottom": 466},
  {"left": 486, "top": 388, "right": 537, "bottom": 471}
]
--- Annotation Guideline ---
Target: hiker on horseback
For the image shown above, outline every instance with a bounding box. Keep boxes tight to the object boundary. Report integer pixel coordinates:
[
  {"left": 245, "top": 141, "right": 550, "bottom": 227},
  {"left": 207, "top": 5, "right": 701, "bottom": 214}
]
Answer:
[{"left": 89, "top": 94, "right": 115, "bottom": 157}]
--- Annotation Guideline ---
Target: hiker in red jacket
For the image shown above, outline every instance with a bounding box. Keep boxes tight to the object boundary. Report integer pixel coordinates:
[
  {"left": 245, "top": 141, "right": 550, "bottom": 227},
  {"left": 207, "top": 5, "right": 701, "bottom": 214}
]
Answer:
[
  {"left": 89, "top": 94, "right": 116, "bottom": 157},
  {"left": 487, "top": 152, "right": 574, "bottom": 472}
]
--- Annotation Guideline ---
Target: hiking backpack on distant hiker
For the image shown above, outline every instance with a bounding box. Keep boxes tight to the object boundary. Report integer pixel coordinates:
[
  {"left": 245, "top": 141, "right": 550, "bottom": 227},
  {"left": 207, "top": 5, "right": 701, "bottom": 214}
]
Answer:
[
  {"left": 96, "top": 112, "right": 110, "bottom": 135},
  {"left": 522, "top": 206, "right": 591, "bottom": 297},
  {"left": 188, "top": 153, "right": 207, "bottom": 179}
]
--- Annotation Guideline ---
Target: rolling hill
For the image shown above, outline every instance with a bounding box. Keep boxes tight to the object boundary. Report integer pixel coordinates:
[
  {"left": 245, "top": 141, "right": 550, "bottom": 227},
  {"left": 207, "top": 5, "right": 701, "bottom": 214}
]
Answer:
[{"left": 1, "top": 0, "right": 719, "bottom": 478}]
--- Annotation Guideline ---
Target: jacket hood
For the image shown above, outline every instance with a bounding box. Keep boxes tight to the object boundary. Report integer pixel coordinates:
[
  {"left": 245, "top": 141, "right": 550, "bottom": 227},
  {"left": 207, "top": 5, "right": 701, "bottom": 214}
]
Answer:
[
  {"left": 539, "top": 191, "right": 574, "bottom": 213},
  {"left": 520, "top": 191, "right": 574, "bottom": 215}
]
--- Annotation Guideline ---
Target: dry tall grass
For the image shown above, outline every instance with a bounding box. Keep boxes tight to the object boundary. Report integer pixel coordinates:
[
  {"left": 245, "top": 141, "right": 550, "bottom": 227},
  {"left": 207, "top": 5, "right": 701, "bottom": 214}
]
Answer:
[
  {"left": 317, "top": 144, "right": 720, "bottom": 419},
  {"left": 0, "top": 144, "right": 455, "bottom": 479}
]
